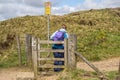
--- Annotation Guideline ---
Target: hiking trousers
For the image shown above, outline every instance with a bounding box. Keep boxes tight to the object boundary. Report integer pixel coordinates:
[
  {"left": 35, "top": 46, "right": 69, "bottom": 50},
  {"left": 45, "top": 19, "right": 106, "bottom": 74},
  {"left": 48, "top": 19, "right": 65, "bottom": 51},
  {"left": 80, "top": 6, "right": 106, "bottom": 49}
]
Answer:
[{"left": 52, "top": 45, "right": 64, "bottom": 72}]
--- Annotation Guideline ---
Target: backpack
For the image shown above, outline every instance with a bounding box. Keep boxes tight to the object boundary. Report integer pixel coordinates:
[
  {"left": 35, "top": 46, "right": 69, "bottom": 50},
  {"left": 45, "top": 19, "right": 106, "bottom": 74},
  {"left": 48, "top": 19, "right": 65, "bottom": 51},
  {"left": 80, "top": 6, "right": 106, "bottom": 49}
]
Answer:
[{"left": 53, "top": 30, "right": 65, "bottom": 41}]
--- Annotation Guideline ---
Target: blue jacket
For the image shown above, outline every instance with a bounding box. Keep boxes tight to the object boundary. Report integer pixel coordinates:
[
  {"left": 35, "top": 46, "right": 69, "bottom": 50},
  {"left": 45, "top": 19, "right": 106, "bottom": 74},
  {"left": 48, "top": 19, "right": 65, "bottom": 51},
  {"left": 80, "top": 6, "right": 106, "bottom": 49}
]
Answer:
[{"left": 50, "top": 28, "right": 69, "bottom": 49}]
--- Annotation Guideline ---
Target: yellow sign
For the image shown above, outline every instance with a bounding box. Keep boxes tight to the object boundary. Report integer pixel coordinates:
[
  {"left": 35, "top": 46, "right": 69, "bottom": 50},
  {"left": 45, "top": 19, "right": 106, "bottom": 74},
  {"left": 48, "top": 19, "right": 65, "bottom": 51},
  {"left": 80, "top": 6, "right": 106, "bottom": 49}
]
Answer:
[{"left": 45, "top": 2, "right": 51, "bottom": 15}]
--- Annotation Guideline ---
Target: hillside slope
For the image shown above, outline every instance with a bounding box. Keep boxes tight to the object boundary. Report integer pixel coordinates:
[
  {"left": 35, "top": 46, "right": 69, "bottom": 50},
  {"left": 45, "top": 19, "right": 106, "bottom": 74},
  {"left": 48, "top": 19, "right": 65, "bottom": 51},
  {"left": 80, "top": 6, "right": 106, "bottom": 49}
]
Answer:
[{"left": 0, "top": 8, "right": 120, "bottom": 66}]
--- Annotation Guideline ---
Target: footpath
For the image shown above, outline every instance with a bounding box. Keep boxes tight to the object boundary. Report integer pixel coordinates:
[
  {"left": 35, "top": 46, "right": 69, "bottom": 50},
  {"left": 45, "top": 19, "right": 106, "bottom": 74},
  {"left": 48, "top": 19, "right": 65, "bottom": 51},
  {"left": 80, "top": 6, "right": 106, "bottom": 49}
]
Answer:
[{"left": 0, "top": 57, "right": 119, "bottom": 80}]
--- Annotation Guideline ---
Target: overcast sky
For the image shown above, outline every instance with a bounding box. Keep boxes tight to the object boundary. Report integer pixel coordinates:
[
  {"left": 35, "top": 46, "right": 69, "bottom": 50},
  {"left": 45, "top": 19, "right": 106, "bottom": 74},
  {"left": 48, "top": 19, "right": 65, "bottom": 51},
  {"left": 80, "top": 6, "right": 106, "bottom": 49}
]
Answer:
[{"left": 0, "top": 0, "right": 120, "bottom": 21}]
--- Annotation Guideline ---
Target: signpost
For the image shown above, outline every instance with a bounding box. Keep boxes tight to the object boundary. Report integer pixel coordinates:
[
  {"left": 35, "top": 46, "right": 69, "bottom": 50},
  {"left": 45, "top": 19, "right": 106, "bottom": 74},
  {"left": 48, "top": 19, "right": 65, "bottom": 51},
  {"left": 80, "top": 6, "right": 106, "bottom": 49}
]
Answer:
[
  {"left": 45, "top": 2, "right": 51, "bottom": 41},
  {"left": 45, "top": 2, "right": 51, "bottom": 15},
  {"left": 45, "top": 2, "right": 51, "bottom": 57}
]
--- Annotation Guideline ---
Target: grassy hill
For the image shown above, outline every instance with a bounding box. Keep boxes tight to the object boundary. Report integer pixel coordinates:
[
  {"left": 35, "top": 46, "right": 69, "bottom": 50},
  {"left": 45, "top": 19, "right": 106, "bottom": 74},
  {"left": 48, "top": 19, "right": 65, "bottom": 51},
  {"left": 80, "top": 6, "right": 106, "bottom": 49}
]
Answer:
[{"left": 0, "top": 8, "right": 120, "bottom": 67}]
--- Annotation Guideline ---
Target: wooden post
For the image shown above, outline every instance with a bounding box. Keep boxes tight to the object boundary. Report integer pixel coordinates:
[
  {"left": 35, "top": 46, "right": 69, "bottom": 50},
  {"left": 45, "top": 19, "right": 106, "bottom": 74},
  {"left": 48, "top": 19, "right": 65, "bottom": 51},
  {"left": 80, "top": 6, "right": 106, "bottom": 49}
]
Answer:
[
  {"left": 64, "top": 39, "right": 68, "bottom": 68},
  {"left": 118, "top": 60, "right": 120, "bottom": 75},
  {"left": 75, "top": 52, "right": 103, "bottom": 75},
  {"left": 116, "top": 76, "right": 120, "bottom": 80},
  {"left": 25, "top": 34, "right": 32, "bottom": 67},
  {"left": 38, "top": 39, "right": 42, "bottom": 74},
  {"left": 32, "top": 37, "right": 38, "bottom": 79},
  {"left": 116, "top": 62, "right": 120, "bottom": 80},
  {"left": 73, "top": 34, "right": 77, "bottom": 66},
  {"left": 16, "top": 35, "right": 22, "bottom": 66},
  {"left": 68, "top": 34, "right": 77, "bottom": 69},
  {"left": 116, "top": 61, "right": 120, "bottom": 80}
]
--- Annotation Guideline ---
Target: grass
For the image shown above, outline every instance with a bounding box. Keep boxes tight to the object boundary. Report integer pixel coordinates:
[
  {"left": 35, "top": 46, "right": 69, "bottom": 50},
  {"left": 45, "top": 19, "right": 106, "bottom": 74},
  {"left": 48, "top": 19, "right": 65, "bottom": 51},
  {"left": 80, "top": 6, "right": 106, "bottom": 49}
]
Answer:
[
  {"left": 0, "top": 47, "right": 26, "bottom": 68},
  {"left": 0, "top": 7, "right": 119, "bottom": 71},
  {"left": 77, "top": 26, "right": 120, "bottom": 61},
  {"left": 106, "top": 71, "right": 119, "bottom": 80},
  {"left": 57, "top": 69, "right": 118, "bottom": 80},
  {"left": 0, "top": 7, "right": 119, "bottom": 80}
]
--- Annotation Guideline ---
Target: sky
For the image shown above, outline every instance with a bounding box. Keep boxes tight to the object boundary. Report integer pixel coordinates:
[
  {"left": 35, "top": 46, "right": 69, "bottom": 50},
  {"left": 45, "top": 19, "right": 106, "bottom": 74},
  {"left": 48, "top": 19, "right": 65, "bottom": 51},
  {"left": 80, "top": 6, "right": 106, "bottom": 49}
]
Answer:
[{"left": 0, "top": 0, "right": 120, "bottom": 21}]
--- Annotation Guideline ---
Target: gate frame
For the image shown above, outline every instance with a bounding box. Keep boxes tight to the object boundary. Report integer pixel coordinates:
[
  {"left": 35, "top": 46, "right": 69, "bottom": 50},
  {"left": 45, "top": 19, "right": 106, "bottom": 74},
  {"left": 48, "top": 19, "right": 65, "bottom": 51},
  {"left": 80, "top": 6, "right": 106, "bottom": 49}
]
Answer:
[{"left": 31, "top": 34, "right": 77, "bottom": 78}]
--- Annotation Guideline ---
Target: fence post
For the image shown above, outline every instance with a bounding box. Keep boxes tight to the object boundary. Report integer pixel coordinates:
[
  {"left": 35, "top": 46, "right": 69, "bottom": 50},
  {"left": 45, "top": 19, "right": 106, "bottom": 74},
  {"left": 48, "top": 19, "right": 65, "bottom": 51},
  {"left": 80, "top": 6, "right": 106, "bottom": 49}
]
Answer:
[
  {"left": 32, "top": 37, "right": 38, "bottom": 79},
  {"left": 16, "top": 35, "right": 22, "bottom": 66},
  {"left": 116, "top": 60, "right": 120, "bottom": 80},
  {"left": 25, "top": 34, "right": 32, "bottom": 67},
  {"left": 68, "top": 34, "right": 77, "bottom": 69},
  {"left": 118, "top": 60, "right": 120, "bottom": 75},
  {"left": 64, "top": 39, "right": 68, "bottom": 68}
]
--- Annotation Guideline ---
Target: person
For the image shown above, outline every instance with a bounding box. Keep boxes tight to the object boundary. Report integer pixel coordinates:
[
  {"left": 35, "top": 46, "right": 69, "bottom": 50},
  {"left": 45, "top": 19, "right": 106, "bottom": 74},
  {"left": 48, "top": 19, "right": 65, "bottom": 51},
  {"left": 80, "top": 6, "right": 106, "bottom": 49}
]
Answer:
[{"left": 50, "top": 24, "right": 68, "bottom": 72}]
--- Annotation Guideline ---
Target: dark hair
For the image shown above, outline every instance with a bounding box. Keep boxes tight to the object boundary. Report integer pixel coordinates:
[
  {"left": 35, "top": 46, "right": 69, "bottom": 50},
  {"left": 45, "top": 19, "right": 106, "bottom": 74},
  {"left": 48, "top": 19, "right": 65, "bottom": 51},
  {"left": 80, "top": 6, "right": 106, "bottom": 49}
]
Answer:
[{"left": 62, "top": 24, "right": 67, "bottom": 30}]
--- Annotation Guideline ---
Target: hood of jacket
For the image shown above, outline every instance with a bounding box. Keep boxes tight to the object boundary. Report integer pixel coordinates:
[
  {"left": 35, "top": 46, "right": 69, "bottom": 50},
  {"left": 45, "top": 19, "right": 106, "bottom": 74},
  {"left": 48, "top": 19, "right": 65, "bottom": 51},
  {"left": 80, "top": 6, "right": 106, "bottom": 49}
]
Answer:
[{"left": 59, "top": 28, "right": 66, "bottom": 32}]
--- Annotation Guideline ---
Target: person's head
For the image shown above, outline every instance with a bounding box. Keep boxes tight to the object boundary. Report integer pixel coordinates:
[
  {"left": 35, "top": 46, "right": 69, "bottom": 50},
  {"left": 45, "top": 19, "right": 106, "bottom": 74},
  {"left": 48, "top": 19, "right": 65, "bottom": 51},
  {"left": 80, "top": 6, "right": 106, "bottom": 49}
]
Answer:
[{"left": 61, "top": 24, "right": 67, "bottom": 30}]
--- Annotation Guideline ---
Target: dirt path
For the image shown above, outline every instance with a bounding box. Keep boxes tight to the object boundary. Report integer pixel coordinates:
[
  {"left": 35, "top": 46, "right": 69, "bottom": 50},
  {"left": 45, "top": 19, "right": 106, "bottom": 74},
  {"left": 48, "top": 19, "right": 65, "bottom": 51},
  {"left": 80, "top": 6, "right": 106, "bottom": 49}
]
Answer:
[
  {"left": 77, "top": 57, "right": 120, "bottom": 72},
  {"left": 0, "top": 67, "right": 32, "bottom": 80},
  {"left": 0, "top": 57, "right": 119, "bottom": 80}
]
